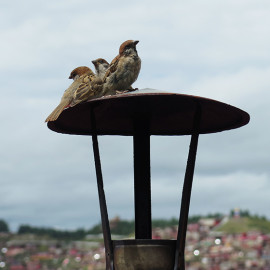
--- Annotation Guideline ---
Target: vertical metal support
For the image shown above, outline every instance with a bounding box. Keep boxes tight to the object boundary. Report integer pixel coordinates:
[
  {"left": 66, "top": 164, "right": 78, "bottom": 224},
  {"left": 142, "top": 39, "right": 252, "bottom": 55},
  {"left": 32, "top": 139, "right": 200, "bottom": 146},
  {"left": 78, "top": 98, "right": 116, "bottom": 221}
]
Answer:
[
  {"left": 91, "top": 108, "right": 114, "bottom": 270},
  {"left": 174, "top": 104, "right": 202, "bottom": 270},
  {"left": 133, "top": 116, "right": 152, "bottom": 239}
]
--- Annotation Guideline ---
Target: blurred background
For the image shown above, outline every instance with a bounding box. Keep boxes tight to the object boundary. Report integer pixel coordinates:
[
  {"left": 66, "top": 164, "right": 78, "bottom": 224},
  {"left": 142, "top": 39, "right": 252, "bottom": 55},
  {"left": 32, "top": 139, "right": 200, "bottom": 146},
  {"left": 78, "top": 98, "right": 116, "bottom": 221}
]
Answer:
[{"left": 1, "top": 0, "right": 270, "bottom": 269}]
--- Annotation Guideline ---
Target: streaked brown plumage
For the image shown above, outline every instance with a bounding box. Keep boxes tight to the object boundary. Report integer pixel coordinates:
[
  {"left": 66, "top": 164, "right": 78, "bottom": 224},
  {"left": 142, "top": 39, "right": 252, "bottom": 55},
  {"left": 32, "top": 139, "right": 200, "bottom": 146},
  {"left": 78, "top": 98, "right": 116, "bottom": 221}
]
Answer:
[
  {"left": 45, "top": 66, "right": 100, "bottom": 122},
  {"left": 46, "top": 40, "right": 141, "bottom": 122},
  {"left": 100, "top": 40, "right": 141, "bottom": 95},
  {"left": 68, "top": 66, "right": 95, "bottom": 80}
]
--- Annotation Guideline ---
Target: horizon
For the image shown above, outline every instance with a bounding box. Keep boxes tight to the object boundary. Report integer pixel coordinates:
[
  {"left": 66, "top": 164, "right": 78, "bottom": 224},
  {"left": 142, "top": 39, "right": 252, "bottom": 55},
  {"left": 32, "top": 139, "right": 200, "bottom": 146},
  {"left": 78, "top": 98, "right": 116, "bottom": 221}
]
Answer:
[{"left": 1, "top": 208, "right": 266, "bottom": 232}]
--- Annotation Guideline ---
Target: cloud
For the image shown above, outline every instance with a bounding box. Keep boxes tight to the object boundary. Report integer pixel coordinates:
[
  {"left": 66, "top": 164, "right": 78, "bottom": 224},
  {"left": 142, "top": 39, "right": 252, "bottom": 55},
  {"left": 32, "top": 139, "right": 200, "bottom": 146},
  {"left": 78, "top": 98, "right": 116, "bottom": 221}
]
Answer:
[
  {"left": 1, "top": 0, "right": 270, "bottom": 231},
  {"left": 190, "top": 172, "right": 270, "bottom": 218}
]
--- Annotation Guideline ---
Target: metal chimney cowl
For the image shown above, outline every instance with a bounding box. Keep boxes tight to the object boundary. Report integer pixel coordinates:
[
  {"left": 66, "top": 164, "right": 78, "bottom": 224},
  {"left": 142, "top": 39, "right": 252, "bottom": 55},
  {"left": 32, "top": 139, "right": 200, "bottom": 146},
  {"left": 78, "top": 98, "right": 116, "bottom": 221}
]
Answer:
[{"left": 48, "top": 89, "right": 250, "bottom": 270}]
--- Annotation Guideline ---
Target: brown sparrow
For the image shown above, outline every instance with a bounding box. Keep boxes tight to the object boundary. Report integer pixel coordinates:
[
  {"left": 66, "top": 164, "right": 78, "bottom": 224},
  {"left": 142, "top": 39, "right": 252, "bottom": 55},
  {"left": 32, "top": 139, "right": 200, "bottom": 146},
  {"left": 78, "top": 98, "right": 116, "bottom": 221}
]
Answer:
[
  {"left": 100, "top": 40, "right": 141, "bottom": 95},
  {"left": 68, "top": 66, "right": 94, "bottom": 80},
  {"left": 92, "top": 58, "right": 109, "bottom": 79},
  {"left": 45, "top": 66, "right": 100, "bottom": 122}
]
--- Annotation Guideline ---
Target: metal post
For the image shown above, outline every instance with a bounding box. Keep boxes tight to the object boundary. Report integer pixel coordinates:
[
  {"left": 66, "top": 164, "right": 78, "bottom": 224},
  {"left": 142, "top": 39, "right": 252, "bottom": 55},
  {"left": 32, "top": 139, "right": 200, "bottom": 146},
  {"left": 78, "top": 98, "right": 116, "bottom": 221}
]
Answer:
[
  {"left": 133, "top": 116, "right": 152, "bottom": 239},
  {"left": 174, "top": 104, "right": 202, "bottom": 270},
  {"left": 91, "top": 108, "right": 114, "bottom": 270}
]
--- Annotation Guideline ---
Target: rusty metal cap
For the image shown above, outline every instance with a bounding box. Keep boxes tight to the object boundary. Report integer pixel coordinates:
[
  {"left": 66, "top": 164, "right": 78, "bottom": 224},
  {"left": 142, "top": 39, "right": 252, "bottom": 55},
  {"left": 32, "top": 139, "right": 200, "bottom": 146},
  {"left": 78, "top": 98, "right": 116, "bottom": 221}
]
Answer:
[{"left": 47, "top": 88, "right": 250, "bottom": 136}]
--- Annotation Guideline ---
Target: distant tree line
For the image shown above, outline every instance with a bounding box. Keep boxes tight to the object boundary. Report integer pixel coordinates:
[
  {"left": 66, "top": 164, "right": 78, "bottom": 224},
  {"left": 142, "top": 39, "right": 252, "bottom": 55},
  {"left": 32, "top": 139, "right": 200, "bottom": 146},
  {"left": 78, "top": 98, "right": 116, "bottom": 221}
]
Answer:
[
  {"left": 18, "top": 225, "right": 87, "bottom": 240},
  {"left": 10, "top": 213, "right": 233, "bottom": 238},
  {"left": 0, "top": 210, "right": 268, "bottom": 239},
  {"left": 229, "top": 209, "right": 267, "bottom": 220},
  {"left": 0, "top": 219, "right": 9, "bottom": 232}
]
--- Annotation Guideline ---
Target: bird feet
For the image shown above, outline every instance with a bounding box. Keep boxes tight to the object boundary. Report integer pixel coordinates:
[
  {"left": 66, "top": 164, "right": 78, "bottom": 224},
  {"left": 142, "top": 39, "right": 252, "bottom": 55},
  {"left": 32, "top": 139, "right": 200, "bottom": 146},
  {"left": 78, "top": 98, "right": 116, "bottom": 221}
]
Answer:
[{"left": 116, "top": 87, "right": 138, "bottom": 94}]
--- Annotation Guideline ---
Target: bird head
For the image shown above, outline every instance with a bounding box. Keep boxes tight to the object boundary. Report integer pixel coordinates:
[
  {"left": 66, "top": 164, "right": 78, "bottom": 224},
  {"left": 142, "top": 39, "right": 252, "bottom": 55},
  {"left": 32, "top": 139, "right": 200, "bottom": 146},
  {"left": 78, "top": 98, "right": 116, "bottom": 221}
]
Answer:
[
  {"left": 119, "top": 40, "right": 139, "bottom": 56},
  {"left": 92, "top": 58, "right": 109, "bottom": 73},
  {"left": 68, "top": 66, "right": 94, "bottom": 80}
]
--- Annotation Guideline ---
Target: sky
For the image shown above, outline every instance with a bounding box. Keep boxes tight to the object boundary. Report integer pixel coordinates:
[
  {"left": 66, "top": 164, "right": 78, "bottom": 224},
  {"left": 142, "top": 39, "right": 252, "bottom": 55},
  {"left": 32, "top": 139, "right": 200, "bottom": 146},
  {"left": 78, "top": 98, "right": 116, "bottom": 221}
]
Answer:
[{"left": 1, "top": 0, "right": 270, "bottom": 231}]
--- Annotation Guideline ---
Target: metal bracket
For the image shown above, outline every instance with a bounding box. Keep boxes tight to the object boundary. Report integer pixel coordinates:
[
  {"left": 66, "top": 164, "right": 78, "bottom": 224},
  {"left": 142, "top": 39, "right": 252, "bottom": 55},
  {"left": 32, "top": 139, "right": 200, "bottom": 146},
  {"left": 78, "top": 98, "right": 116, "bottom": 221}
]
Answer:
[
  {"left": 174, "top": 103, "right": 202, "bottom": 270},
  {"left": 91, "top": 108, "right": 114, "bottom": 270}
]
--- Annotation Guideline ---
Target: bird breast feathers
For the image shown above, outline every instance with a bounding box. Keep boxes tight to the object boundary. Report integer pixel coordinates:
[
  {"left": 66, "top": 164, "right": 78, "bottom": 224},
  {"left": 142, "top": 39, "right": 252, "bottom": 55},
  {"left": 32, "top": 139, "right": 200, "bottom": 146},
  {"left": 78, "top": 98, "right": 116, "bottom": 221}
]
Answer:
[{"left": 104, "top": 54, "right": 140, "bottom": 81}]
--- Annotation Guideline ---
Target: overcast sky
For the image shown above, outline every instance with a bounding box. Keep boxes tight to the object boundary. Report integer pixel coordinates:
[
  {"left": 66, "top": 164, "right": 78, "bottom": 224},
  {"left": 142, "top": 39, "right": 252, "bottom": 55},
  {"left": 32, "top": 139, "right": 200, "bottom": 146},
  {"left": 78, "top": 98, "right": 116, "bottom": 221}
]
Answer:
[{"left": 1, "top": 0, "right": 270, "bottom": 231}]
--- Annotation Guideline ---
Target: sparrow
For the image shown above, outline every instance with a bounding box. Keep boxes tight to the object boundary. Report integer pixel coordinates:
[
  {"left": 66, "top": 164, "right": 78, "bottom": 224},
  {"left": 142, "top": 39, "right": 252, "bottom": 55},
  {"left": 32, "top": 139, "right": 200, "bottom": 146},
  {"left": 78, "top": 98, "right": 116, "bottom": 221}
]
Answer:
[
  {"left": 69, "top": 66, "right": 94, "bottom": 80},
  {"left": 92, "top": 58, "right": 109, "bottom": 79},
  {"left": 100, "top": 40, "right": 141, "bottom": 96},
  {"left": 45, "top": 66, "right": 101, "bottom": 122}
]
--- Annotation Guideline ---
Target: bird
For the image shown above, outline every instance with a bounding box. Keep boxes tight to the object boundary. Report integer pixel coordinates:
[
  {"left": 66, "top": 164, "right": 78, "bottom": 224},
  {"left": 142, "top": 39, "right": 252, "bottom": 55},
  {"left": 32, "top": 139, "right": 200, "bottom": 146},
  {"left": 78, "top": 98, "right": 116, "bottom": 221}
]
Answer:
[
  {"left": 99, "top": 40, "right": 141, "bottom": 96},
  {"left": 45, "top": 66, "right": 101, "bottom": 122},
  {"left": 45, "top": 40, "right": 141, "bottom": 121},
  {"left": 91, "top": 58, "right": 109, "bottom": 79},
  {"left": 68, "top": 66, "right": 94, "bottom": 80}
]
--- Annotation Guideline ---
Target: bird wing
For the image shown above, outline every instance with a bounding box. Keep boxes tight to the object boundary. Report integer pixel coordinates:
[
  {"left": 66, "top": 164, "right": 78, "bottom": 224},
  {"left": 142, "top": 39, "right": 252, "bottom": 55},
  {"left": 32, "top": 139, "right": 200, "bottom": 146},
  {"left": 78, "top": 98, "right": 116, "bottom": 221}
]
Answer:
[
  {"left": 103, "top": 55, "right": 120, "bottom": 82},
  {"left": 45, "top": 73, "right": 98, "bottom": 122},
  {"left": 70, "top": 74, "right": 96, "bottom": 106}
]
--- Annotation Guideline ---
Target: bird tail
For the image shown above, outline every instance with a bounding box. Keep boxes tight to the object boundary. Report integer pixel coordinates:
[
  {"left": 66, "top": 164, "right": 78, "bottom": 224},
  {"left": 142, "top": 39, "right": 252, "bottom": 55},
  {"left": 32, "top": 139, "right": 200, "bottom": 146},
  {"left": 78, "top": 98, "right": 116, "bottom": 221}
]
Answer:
[{"left": 45, "top": 103, "right": 69, "bottom": 122}]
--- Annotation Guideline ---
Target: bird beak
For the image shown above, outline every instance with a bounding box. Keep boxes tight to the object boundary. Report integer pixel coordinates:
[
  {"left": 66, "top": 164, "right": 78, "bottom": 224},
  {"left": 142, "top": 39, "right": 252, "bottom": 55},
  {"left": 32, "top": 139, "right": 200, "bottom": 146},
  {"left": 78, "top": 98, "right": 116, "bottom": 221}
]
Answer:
[
  {"left": 68, "top": 75, "right": 72, "bottom": 79},
  {"left": 133, "top": 40, "right": 139, "bottom": 46},
  {"left": 92, "top": 60, "right": 97, "bottom": 67}
]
